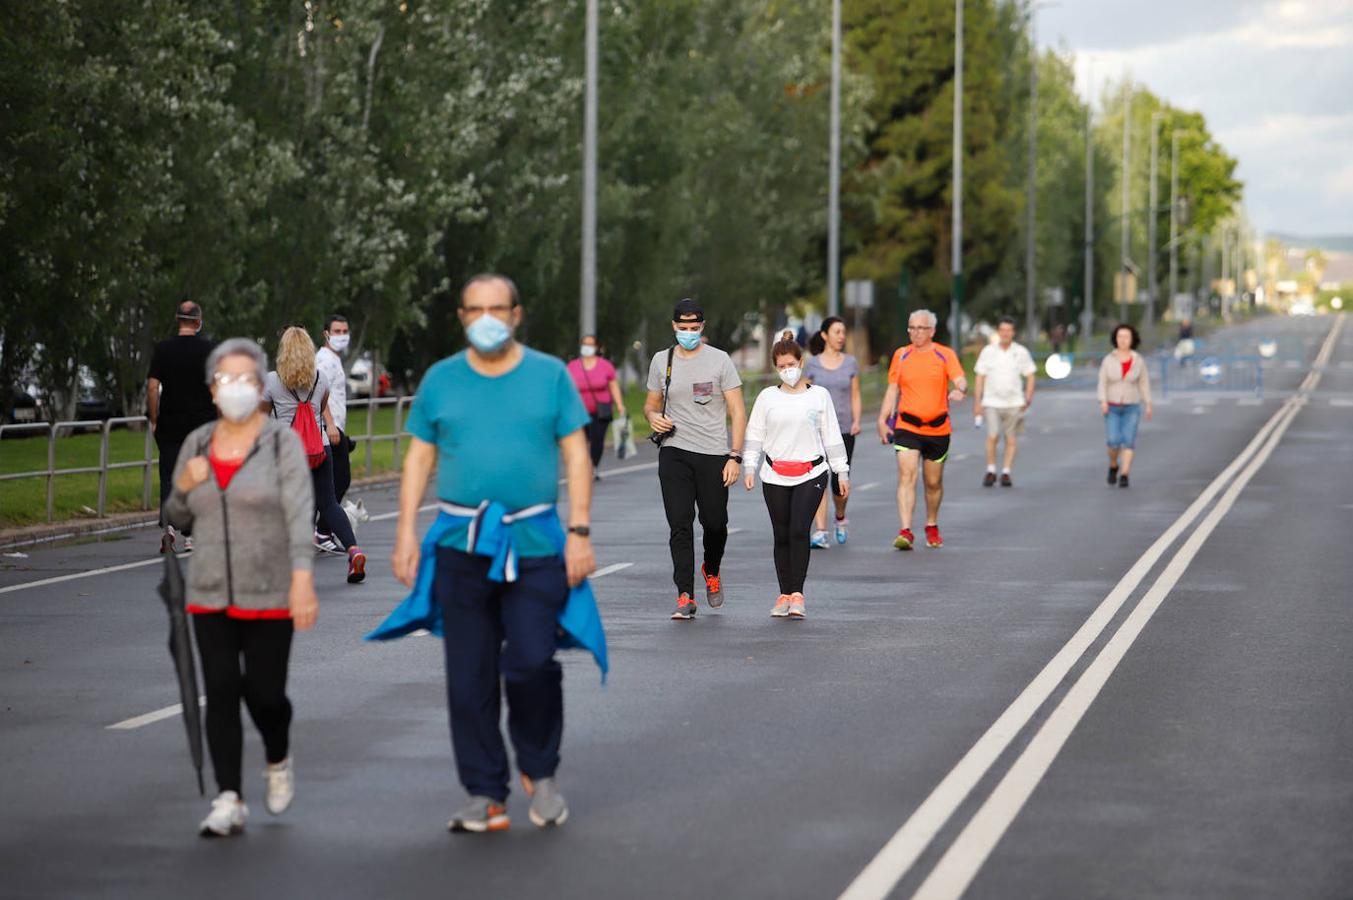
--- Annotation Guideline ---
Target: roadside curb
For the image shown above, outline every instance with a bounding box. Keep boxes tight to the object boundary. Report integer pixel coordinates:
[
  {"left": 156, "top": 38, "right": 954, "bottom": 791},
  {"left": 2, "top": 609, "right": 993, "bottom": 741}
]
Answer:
[{"left": 0, "top": 472, "right": 403, "bottom": 550}]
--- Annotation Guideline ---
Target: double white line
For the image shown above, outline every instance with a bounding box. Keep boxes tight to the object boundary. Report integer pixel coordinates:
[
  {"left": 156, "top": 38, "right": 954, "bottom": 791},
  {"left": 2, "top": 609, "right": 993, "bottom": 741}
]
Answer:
[{"left": 842, "top": 316, "right": 1344, "bottom": 900}]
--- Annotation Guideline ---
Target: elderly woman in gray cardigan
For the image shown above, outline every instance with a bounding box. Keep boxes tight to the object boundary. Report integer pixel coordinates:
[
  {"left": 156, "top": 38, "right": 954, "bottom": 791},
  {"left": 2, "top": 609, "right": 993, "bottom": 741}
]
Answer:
[
  {"left": 1097, "top": 323, "right": 1154, "bottom": 488},
  {"left": 164, "top": 338, "right": 317, "bottom": 838}
]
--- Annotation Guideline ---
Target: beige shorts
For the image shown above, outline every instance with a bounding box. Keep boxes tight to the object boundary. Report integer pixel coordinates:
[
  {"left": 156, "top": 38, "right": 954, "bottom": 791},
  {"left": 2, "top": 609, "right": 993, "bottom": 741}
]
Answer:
[{"left": 984, "top": 406, "right": 1025, "bottom": 439}]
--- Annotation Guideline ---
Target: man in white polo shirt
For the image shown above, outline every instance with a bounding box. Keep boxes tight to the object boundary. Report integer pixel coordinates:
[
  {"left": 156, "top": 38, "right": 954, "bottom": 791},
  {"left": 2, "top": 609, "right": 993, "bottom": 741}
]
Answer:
[{"left": 973, "top": 316, "right": 1036, "bottom": 488}]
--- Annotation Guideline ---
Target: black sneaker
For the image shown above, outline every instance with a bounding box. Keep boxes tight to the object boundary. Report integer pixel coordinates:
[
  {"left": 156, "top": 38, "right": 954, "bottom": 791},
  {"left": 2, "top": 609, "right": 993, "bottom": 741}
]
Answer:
[
  {"left": 1118, "top": 473, "right": 1130, "bottom": 488},
  {"left": 1107, "top": 466, "right": 1119, "bottom": 485},
  {"left": 982, "top": 471, "right": 997, "bottom": 487},
  {"left": 1000, "top": 473, "right": 1013, "bottom": 487}
]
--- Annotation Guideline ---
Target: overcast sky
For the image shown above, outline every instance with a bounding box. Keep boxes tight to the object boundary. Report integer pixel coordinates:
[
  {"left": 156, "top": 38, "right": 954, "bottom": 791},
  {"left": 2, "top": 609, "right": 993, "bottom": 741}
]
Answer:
[{"left": 1036, "top": 0, "right": 1353, "bottom": 239}]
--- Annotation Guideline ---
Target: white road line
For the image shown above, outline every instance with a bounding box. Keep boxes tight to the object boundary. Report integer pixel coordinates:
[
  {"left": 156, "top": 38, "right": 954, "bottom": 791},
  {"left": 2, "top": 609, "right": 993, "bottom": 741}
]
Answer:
[
  {"left": 836, "top": 315, "right": 1345, "bottom": 900},
  {"left": 915, "top": 360, "right": 1322, "bottom": 899},
  {"left": 107, "top": 696, "right": 204, "bottom": 731},
  {"left": 591, "top": 562, "right": 634, "bottom": 578},
  {"left": 1330, "top": 397, "right": 1353, "bottom": 407},
  {"left": 368, "top": 502, "right": 435, "bottom": 523},
  {"left": 727, "top": 527, "right": 746, "bottom": 535},
  {"left": 0, "top": 557, "right": 163, "bottom": 596},
  {"left": 857, "top": 482, "right": 880, "bottom": 492},
  {"left": 953, "top": 453, "right": 971, "bottom": 461}
]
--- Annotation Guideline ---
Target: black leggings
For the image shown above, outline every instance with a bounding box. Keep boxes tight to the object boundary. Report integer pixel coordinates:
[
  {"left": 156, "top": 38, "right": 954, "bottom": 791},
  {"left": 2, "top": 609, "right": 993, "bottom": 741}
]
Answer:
[
  {"left": 331, "top": 430, "right": 352, "bottom": 502},
  {"left": 312, "top": 450, "right": 357, "bottom": 549},
  {"left": 762, "top": 472, "right": 829, "bottom": 595},
  {"left": 193, "top": 614, "right": 294, "bottom": 796},
  {"left": 156, "top": 436, "right": 188, "bottom": 533},
  {"left": 658, "top": 447, "right": 730, "bottom": 596},
  {"left": 585, "top": 417, "right": 612, "bottom": 471}
]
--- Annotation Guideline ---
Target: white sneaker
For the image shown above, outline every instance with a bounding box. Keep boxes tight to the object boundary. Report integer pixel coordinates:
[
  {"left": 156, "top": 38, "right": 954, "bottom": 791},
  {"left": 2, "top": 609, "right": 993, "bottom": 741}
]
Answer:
[
  {"left": 199, "top": 790, "right": 247, "bottom": 837},
  {"left": 181, "top": 535, "right": 194, "bottom": 554},
  {"left": 265, "top": 757, "right": 294, "bottom": 815},
  {"left": 313, "top": 530, "right": 343, "bottom": 554}
]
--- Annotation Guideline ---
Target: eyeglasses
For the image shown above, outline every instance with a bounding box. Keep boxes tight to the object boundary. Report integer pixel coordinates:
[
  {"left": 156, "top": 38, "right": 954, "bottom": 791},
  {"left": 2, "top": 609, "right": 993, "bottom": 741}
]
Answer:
[{"left": 212, "top": 371, "right": 260, "bottom": 386}]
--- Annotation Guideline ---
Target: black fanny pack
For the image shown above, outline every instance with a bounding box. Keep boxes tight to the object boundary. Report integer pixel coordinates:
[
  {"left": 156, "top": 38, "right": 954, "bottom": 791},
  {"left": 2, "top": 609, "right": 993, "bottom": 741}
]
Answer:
[{"left": 898, "top": 411, "right": 948, "bottom": 428}]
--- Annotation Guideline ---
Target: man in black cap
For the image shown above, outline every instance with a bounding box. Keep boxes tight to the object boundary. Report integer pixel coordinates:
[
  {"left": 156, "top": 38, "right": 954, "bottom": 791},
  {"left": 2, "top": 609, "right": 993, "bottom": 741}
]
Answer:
[
  {"left": 147, "top": 301, "right": 217, "bottom": 553},
  {"left": 643, "top": 298, "right": 746, "bottom": 620}
]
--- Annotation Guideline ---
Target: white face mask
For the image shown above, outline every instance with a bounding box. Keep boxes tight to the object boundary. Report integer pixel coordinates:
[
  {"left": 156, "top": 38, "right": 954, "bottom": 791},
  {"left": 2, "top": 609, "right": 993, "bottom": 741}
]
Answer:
[
  {"left": 328, "top": 333, "right": 350, "bottom": 353},
  {"left": 216, "top": 382, "right": 260, "bottom": 423},
  {"left": 778, "top": 366, "right": 803, "bottom": 387},
  {"left": 580, "top": 345, "right": 597, "bottom": 358}
]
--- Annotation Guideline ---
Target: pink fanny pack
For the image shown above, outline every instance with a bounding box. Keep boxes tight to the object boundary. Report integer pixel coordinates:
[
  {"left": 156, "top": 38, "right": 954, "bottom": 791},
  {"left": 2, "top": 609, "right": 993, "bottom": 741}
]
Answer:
[{"left": 767, "top": 456, "right": 823, "bottom": 478}]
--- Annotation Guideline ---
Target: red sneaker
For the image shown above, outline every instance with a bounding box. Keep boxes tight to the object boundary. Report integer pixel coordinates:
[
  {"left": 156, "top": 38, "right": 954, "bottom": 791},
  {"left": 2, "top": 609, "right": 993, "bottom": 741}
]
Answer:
[
  {"left": 893, "top": 529, "right": 914, "bottom": 551},
  {"left": 347, "top": 547, "right": 367, "bottom": 583},
  {"left": 925, "top": 525, "right": 943, "bottom": 548}
]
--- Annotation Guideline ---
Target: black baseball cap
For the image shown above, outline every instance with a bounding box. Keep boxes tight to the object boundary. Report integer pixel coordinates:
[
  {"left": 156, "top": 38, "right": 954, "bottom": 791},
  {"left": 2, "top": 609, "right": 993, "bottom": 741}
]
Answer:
[
  {"left": 672, "top": 298, "right": 704, "bottom": 322},
  {"left": 175, "top": 301, "right": 202, "bottom": 321}
]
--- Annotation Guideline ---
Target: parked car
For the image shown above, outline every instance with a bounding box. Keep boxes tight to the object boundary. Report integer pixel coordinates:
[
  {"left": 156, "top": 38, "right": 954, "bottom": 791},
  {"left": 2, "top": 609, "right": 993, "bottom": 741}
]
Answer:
[
  {"left": 346, "top": 355, "right": 390, "bottom": 399},
  {"left": 3, "top": 388, "right": 40, "bottom": 426},
  {"left": 75, "top": 367, "right": 124, "bottom": 421}
]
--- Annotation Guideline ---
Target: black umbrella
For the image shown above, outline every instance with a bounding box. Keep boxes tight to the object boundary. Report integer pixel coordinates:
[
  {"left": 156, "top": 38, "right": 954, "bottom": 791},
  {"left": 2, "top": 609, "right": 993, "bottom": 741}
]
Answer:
[{"left": 158, "top": 550, "right": 204, "bottom": 795}]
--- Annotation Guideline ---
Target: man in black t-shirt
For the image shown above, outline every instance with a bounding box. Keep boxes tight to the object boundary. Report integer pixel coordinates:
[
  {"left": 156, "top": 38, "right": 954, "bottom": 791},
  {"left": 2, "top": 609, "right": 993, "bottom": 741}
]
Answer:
[{"left": 147, "top": 301, "right": 217, "bottom": 553}]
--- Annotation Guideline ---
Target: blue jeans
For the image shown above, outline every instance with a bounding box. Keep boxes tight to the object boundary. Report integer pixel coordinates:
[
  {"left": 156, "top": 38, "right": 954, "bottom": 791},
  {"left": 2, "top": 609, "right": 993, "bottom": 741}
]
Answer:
[
  {"left": 1104, "top": 403, "right": 1143, "bottom": 450},
  {"left": 435, "top": 546, "right": 568, "bottom": 802}
]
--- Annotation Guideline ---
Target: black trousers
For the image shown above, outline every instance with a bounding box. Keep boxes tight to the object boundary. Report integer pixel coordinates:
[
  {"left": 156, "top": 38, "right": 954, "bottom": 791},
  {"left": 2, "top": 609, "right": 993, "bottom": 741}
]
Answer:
[
  {"left": 331, "top": 429, "right": 352, "bottom": 502},
  {"left": 658, "top": 446, "right": 729, "bottom": 596},
  {"left": 436, "top": 548, "right": 567, "bottom": 802},
  {"left": 585, "top": 417, "right": 612, "bottom": 471},
  {"left": 312, "top": 450, "right": 357, "bottom": 549},
  {"left": 193, "top": 614, "right": 294, "bottom": 796},
  {"left": 763, "top": 472, "right": 829, "bottom": 595},
  {"left": 156, "top": 435, "right": 186, "bottom": 532},
  {"left": 832, "top": 434, "right": 857, "bottom": 498}
]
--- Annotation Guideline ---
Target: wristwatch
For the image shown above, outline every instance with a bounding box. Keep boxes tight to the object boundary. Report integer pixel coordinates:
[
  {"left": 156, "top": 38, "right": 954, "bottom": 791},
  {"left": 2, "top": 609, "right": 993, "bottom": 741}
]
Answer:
[
  {"left": 726, "top": 453, "right": 743, "bottom": 464},
  {"left": 567, "top": 525, "right": 591, "bottom": 538}
]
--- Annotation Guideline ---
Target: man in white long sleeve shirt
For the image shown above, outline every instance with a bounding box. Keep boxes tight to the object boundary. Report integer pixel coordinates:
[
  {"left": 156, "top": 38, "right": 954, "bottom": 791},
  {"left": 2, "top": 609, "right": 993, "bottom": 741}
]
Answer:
[{"left": 742, "top": 335, "right": 849, "bottom": 619}]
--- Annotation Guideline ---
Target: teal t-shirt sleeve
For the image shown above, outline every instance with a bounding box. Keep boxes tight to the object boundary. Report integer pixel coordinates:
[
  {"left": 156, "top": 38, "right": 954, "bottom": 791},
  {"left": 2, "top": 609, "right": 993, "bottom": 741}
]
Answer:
[
  {"left": 554, "top": 366, "right": 591, "bottom": 439},
  {"left": 407, "top": 367, "right": 440, "bottom": 443}
]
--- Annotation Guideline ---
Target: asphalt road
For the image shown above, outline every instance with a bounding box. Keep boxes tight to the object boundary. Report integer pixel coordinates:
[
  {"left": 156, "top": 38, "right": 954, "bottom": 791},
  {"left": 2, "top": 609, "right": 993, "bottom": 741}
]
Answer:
[{"left": 1, "top": 314, "right": 1349, "bottom": 899}]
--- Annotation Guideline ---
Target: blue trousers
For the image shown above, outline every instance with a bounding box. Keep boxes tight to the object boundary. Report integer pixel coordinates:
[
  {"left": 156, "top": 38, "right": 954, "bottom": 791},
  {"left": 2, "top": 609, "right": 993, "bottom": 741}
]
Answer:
[
  {"left": 435, "top": 546, "right": 567, "bottom": 802},
  {"left": 1104, "top": 403, "right": 1143, "bottom": 450}
]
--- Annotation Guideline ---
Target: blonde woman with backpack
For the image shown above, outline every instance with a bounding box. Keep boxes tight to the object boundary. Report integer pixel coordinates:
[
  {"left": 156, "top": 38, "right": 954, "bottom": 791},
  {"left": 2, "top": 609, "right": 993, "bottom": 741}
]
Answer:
[{"left": 263, "top": 326, "right": 367, "bottom": 583}]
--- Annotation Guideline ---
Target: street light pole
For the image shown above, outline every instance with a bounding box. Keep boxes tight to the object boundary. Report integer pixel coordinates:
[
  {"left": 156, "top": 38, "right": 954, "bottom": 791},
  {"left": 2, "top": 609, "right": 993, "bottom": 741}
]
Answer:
[
  {"left": 1119, "top": 80, "right": 1131, "bottom": 322},
  {"left": 1169, "top": 129, "right": 1179, "bottom": 315},
  {"left": 827, "top": 0, "right": 842, "bottom": 317},
  {"left": 1146, "top": 111, "right": 1161, "bottom": 330},
  {"left": 1081, "top": 62, "right": 1094, "bottom": 348},
  {"left": 580, "top": 0, "right": 598, "bottom": 338},
  {"left": 1025, "top": 8, "right": 1038, "bottom": 342},
  {"left": 951, "top": 0, "right": 964, "bottom": 345}
]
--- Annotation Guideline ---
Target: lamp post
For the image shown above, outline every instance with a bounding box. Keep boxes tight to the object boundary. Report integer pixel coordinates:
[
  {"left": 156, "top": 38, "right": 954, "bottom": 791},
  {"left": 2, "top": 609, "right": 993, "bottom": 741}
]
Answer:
[
  {"left": 1146, "top": 110, "right": 1162, "bottom": 330},
  {"left": 1119, "top": 80, "right": 1131, "bottom": 322},
  {"left": 1169, "top": 129, "right": 1180, "bottom": 314},
  {"left": 951, "top": 0, "right": 964, "bottom": 345},
  {"left": 827, "top": 0, "right": 842, "bottom": 317},
  {"left": 1081, "top": 61, "right": 1094, "bottom": 347},
  {"left": 580, "top": 0, "right": 598, "bottom": 337}
]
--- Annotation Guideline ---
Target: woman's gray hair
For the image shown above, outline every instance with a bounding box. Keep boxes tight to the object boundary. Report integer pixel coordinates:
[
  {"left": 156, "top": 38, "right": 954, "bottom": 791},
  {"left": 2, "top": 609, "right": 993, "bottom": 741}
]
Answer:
[
  {"left": 204, "top": 338, "right": 269, "bottom": 385},
  {"left": 909, "top": 309, "right": 938, "bottom": 328}
]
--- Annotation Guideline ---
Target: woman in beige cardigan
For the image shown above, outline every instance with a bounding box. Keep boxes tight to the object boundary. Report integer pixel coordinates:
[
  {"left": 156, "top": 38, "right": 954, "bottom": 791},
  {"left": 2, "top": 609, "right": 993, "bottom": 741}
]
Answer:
[{"left": 1097, "top": 324, "right": 1153, "bottom": 488}]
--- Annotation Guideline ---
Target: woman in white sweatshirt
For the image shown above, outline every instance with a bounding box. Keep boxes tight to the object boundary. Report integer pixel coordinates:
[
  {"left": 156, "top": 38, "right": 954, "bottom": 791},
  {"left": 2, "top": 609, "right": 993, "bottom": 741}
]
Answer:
[{"left": 743, "top": 334, "right": 850, "bottom": 619}]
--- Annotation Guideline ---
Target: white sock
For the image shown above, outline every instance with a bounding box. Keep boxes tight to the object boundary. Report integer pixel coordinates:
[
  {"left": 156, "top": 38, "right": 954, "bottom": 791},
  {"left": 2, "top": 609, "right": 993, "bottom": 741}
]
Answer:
[
  {"left": 1002, "top": 467, "right": 1011, "bottom": 475},
  {"left": 986, "top": 464, "right": 997, "bottom": 474}
]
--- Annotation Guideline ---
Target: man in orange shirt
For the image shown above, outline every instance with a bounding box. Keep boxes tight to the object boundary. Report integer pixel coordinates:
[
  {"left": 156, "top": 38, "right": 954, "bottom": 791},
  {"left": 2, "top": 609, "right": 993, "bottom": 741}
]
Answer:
[{"left": 876, "top": 309, "right": 968, "bottom": 549}]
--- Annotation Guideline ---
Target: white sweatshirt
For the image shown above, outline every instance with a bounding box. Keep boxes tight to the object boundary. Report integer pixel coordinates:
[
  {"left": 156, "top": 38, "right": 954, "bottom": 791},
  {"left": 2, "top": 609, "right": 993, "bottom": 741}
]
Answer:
[{"left": 743, "top": 384, "right": 850, "bottom": 487}]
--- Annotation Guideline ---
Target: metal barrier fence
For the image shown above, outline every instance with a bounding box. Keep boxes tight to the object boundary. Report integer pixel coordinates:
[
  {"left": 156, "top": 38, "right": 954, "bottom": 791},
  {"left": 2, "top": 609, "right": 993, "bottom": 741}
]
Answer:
[
  {"left": 1032, "top": 351, "right": 1262, "bottom": 398},
  {"left": 0, "top": 400, "right": 414, "bottom": 525},
  {"left": 0, "top": 417, "right": 156, "bottom": 524}
]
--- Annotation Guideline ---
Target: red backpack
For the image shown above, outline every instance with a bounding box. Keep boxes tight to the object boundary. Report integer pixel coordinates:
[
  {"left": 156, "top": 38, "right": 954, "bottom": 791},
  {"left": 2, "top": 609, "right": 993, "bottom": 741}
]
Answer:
[{"left": 286, "top": 374, "right": 326, "bottom": 469}]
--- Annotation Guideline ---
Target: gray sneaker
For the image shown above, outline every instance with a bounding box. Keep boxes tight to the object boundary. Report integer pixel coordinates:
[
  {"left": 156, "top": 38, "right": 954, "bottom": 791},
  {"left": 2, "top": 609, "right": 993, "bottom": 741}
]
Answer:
[
  {"left": 701, "top": 564, "right": 724, "bottom": 609},
  {"left": 526, "top": 776, "right": 569, "bottom": 828},
  {"left": 447, "top": 796, "right": 510, "bottom": 833},
  {"left": 788, "top": 594, "right": 806, "bottom": 619}
]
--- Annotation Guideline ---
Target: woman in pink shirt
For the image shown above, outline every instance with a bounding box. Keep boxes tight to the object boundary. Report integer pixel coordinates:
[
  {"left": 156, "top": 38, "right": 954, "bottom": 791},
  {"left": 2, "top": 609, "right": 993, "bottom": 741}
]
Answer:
[{"left": 567, "top": 335, "right": 627, "bottom": 477}]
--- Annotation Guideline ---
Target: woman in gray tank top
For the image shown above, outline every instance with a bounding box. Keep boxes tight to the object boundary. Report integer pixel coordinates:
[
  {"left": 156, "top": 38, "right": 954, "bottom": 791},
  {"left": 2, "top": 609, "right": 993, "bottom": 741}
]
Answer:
[{"left": 804, "top": 317, "right": 861, "bottom": 547}]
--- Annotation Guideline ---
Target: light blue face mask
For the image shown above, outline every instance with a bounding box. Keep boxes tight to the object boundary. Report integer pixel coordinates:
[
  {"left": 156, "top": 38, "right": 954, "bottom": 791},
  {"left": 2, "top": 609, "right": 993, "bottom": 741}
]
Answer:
[
  {"left": 466, "top": 313, "right": 513, "bottom": 353},
  {"left": 675, "top": 329, "right": 702, "bottom": 351}
]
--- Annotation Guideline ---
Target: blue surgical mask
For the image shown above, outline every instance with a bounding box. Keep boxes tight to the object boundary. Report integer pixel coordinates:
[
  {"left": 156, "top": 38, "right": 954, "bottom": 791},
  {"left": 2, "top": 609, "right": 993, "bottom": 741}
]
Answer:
[
  {"left": 675, "top": 329, "right": 702, "bottom": 351},
  {"left": 466, "top": 314, "right": 512, "bottom": 353}
]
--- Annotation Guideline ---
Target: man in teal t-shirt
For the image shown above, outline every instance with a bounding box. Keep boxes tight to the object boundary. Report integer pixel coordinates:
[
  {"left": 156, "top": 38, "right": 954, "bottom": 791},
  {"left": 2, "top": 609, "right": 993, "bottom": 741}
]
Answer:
[{"left": 393, "top": 273, "right": 595, "bottom": 833}]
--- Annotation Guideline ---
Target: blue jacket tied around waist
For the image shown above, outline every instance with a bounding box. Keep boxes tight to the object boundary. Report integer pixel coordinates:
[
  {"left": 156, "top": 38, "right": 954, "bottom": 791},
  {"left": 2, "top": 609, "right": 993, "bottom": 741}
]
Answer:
[{"left": 366, "top": 501, "right": 608, "bottom": 681}]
